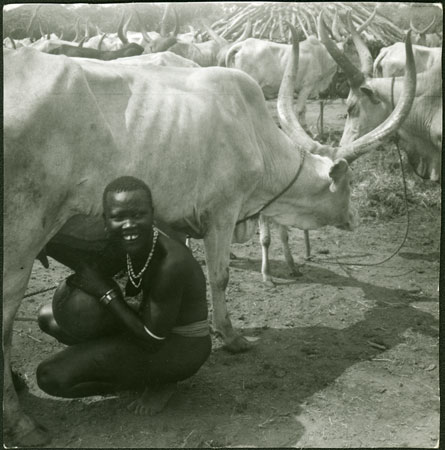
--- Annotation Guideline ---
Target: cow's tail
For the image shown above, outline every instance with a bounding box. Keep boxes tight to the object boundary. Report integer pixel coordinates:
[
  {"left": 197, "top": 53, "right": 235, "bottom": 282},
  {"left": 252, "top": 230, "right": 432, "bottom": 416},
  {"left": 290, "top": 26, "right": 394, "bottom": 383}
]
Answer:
[{"left": 225, "top": 41, "right": 243, "bottom": 68}]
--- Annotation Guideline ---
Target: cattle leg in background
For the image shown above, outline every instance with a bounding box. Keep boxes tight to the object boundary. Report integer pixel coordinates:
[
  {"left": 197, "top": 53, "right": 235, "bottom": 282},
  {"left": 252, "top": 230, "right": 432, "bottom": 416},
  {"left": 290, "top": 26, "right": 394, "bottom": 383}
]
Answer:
[
  {"left": 304, "top": 230, "right": 311, "bottom": 259},
  {"left": 259, "top": 215, "right": 274, "bottom": 286},
  {"left": 259, "top": 216, "right": 304, "bottom": 285},
  {"left": 279, "top": 225, "right": 304, "bottom": 275}
]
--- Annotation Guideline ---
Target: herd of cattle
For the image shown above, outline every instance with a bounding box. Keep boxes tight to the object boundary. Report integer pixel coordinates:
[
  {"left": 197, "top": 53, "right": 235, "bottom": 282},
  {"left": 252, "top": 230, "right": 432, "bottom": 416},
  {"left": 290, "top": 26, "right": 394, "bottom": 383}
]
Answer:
[{"left": 3, "top": 4, "right": 442, "bottom": 446}]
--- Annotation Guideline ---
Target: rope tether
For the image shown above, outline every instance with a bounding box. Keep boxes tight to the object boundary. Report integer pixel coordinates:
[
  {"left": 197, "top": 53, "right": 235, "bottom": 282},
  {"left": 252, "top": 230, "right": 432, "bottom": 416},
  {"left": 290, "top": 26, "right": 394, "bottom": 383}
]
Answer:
[{"left": 236, "top": 148, "right": 306, "bottom": 225}]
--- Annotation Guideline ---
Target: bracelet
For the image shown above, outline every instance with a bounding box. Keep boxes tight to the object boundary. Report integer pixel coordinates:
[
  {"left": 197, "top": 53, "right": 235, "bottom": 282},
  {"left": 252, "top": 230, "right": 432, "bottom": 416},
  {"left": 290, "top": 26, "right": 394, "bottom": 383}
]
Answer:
[
  {"left": 99, "top": 289, "right": 117, "bottom": 306},
  {"left": 143, "top": 325, "right": 166, "bottom": 341}
]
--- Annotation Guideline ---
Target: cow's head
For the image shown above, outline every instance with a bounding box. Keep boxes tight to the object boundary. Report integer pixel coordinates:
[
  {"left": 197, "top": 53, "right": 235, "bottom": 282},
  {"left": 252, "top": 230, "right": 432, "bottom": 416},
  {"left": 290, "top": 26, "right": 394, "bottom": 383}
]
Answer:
[
  {"left": 135, "top": 5, "right": 178, "bottom": 54},
  {"left": 340, "top": 80, "right": 391, "bottom": 145},
  {"left": 276, "top": 20, "right": 415, "bottom": 230},
  {"left": 319, "top": 11, "right": 412, "bottom": 146},
  {"left": 410, "top": 16, "right": 437, "bottom": 46}
]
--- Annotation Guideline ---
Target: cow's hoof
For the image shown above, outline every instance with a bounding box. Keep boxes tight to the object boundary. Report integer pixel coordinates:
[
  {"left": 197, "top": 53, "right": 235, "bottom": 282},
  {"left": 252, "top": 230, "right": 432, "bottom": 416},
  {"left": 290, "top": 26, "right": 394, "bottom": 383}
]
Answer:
[
  {"left": 12, "top": 370, "right": 28, "bottom": 393},
  {"left": 263, "top": 278, "right": 275, "bottom": 288},
  {"left": 5, "top": 417, "right": 51, "bottom": 448},
  {"left": 291, "top": 269, "right": 303, "bottom": 278},
  {"left": 224, "top": 335, "right": 252, "bottom": 353}
]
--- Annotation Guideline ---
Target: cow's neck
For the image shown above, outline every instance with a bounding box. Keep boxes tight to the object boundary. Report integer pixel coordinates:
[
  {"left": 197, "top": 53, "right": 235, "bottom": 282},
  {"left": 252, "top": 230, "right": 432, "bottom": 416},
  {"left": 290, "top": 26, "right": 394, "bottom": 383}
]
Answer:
[
  {"left": 371, "top": 72, "right": 441, "bottom": 182},
  {"left": 259, "top": 149, "right": 334, "bottom": 229}
]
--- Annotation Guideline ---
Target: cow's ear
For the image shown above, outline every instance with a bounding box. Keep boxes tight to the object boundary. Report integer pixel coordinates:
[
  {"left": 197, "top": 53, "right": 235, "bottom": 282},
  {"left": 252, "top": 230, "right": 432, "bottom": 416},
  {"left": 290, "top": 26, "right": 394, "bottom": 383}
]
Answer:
[
  {"left": 360, "top": 83, "right": 380, "bottom": 105},
  {"left": 329, "top": 159, "right": 349, "bottom": 192}
]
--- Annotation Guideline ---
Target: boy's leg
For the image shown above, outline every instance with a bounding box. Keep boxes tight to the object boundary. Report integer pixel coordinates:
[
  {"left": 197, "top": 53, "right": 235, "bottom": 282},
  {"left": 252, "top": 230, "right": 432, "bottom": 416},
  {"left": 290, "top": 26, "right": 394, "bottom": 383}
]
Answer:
[
  {"left": 127, "top": 384, "right": 178, "bottom": 416},
  {"left": 127, "top": 334, "right": 211, "bottom": 415},
  {"left": 37, "top": 304, "right": 82, "bottom": 346},
  {"left": 36, "top": 334, "right": 135, "bottom": 398},
  {"left": 36, "top": 333, "right": 211, "bottom": 406}
]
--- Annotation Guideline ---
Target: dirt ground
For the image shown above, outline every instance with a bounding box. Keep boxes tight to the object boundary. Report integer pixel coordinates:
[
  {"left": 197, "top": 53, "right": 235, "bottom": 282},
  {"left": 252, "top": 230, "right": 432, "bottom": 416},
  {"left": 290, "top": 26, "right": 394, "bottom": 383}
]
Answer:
[{"left": 11, "top": 101, "right": 440, "bottom": 448}]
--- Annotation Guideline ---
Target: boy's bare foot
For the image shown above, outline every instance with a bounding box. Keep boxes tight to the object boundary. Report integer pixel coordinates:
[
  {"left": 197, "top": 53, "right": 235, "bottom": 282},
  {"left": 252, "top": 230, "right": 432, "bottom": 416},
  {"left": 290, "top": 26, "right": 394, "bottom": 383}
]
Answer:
[{"left": 126, "top": 383, "right": 177, "bottom": 416}]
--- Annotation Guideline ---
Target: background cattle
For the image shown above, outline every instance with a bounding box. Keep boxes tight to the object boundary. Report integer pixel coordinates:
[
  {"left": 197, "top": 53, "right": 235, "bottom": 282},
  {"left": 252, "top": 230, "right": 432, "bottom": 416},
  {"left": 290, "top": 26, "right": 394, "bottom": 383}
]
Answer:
[
  {"left": 373, "top": 43, "right": 441, "bottom": 77},
  {"left": 224, "top": 36, "right": 338, "bottom": 126},
  {"left": 319, "top": 11, "right": 442, "bottom": 182}
]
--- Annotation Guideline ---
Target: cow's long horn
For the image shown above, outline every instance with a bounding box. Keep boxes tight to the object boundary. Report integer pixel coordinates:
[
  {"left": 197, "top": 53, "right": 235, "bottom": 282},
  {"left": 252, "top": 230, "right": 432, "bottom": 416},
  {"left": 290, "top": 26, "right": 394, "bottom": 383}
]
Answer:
[
  {"left": 134, "top": 11, "right": 152, "bottom": 43},
  {"left": 160, "top": 4, "right": 178, "bottom": 37},
  {"left": 296, "top": 14, "right": 310, "bottom": 39},
  {"left": 26, "top": 5, "right": 41, "bottom": 36},
  {"left": 410, "top": 15, "right": 436, "bottom": 35},
  {"left": 160, "top": 4, "right": 169, "bottom": 37},
  {"left": 217, "top": 25, "right": 248, "bottom": 66},
  {"left": 123, "top": 13, "right": 131, "bottom": 37},
  {"left": 235, "top": 19, "right": 252, "bottom": 42},
  {"left": 203, "top": 22, "right": 228, "bottom": 46},
  {"left": 170, "top": 6, "right": 179, "bottom": 37},
  {"left": 74, "top": 18, "right": 81, "bottom": 42},
  {"left": 357, "top": 6, "right": 378, "bottom": 34},
  {"left": 218, "top": 19, "right": 251, "bottom": 64},
  {"left": 85, "top": 19, "right": 90, "bottom": 39},
  {"left": 331, "top": 8, "right": 343, "bottom": 41},
  {"left": 38, "top": 18, "right": 45, "bottom": 38},
  {"left": 346, "top": 11, "right": 373, "bottom": 78},
  {"left": 8, "top": 36, "right": 16, "bottom": 49},
  {"left": 336, "top": 32, "right": 416, "bottom": 164},
  {"left": 118, "top": 12, "right": 129, "bottom": 44},
  {"left": 98, "top": 32, "right": 107, "bottom": 51},
  {"left": 277, "top": 22, "right": 322, "bottom": 152},
  {"left": 318, "top": 10, "right": 364, "bottom": 88}
]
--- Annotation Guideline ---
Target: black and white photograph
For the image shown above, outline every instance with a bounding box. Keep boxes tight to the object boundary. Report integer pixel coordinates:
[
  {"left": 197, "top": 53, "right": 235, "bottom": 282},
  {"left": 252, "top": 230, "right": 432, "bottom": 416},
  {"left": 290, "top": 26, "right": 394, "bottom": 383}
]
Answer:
[{"left": 3, "top": 2, "right": 441, "bottom": 447}]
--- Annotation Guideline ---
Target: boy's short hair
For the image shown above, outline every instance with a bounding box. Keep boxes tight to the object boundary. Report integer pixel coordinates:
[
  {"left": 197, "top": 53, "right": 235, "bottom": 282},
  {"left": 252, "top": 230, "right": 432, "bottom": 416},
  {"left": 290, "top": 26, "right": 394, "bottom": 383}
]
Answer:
[{"left": 103, "top": 176, "right": 153, "bottom": 208}]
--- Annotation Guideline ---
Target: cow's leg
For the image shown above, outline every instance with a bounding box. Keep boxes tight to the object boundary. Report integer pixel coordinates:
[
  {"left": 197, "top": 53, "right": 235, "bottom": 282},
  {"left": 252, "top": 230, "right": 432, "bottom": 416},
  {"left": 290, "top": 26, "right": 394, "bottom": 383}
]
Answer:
[
  {"left": 304, "top": 230, "right": 311, "bottom": 259},
  {"left": 259, "top": 215, "right": 274, "bottom": 286},
  {"left": 204, "top": 223, "right": 251, "bottom": 353},
  {"left": 3, "top": 262, "right": 51, "bottom": 447},
  {"left": 278, "top": 225, "right": 303, "bottom": 277}
]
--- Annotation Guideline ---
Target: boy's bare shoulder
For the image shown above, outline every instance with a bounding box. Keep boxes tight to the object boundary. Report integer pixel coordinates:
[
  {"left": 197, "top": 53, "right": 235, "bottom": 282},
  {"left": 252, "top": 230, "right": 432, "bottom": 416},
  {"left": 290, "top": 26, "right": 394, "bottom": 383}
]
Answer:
[{"left": 159, "top": 234, "right": 195, "bottom": 268}]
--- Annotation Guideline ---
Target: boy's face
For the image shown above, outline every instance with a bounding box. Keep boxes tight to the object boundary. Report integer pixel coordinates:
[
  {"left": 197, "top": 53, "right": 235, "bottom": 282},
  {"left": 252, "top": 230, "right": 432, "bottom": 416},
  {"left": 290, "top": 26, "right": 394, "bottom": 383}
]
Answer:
[{"left": 103, "top": 189, "right": 154, "bottom": 256}]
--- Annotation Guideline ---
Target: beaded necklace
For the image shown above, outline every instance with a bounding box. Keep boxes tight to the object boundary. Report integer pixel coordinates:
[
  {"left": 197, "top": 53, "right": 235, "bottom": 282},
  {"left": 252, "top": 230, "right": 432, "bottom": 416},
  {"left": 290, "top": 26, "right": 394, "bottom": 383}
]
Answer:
[{"left": 126, "top": 227, "right": 159, "bottom": 289}]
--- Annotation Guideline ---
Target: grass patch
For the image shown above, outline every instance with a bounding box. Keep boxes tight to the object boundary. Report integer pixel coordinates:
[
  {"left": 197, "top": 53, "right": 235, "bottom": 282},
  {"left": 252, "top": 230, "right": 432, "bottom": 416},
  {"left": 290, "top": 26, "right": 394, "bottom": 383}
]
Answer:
[
  {"left": 351, "top": 145, "right": 440, "bottom": 221},
  {"left": 320, "top": 128, "right": 441, "bottom": 221}
]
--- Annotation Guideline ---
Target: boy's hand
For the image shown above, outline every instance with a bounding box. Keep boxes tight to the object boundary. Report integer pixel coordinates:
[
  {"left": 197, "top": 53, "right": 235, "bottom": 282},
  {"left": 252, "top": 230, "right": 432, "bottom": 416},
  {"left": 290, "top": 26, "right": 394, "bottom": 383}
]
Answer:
[{"left": 66, "top": 265, "right": 118, "bottom": 298}]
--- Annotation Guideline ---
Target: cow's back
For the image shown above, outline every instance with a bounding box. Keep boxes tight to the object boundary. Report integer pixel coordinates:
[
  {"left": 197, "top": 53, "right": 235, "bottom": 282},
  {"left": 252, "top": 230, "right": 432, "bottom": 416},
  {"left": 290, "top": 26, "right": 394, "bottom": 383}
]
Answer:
[
  {"left": 232, "top": 37, "right": 336, "bottom": 99},
  {"left": 232, "top": 38, "right": 288, "bottom": 99},
  {"left": 111, "top": 51, "right": 200, "bottom": 67},
  {"left": 374, "top": 43, "right": 441, "bottom": 77},
  {"left": 169, "top": 40, "right": 218, "bottom": 67},
  {"left": 6, "top": 48, "right": 286, "bottom": 238}
]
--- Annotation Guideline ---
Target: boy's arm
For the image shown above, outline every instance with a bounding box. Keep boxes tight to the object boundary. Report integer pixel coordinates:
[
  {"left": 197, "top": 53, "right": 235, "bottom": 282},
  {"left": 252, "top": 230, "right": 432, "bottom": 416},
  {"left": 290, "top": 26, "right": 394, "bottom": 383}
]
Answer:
[{"left": 67, "top": 260, "right": 183, "bottom": 346}]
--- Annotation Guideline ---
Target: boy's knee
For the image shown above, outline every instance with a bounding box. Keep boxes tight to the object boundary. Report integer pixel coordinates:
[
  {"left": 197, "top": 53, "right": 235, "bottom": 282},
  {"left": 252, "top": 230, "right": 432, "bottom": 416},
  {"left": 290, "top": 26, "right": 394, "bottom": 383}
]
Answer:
[
  {"left": 37, "top": 304, "right": 54, "bottom": 334},
  {"left": 36, "top": 361, "right": 68, "bottom": 396}
]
